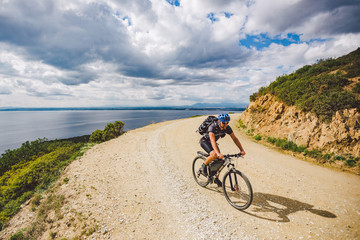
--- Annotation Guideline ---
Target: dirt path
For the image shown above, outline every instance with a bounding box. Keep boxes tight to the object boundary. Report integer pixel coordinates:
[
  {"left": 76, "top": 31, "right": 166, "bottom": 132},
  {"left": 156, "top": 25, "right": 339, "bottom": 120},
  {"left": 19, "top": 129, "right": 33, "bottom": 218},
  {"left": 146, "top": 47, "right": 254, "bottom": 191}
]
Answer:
[{"left": 1, "top": 114, "right": 360, "bottom": 239}]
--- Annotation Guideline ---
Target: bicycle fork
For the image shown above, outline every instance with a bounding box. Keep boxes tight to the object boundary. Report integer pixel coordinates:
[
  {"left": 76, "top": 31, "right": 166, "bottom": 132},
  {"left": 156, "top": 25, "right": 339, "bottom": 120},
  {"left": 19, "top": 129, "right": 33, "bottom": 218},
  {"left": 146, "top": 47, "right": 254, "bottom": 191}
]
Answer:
[{"left": 229, "top": 171, "right": 239, "bottom": 191}]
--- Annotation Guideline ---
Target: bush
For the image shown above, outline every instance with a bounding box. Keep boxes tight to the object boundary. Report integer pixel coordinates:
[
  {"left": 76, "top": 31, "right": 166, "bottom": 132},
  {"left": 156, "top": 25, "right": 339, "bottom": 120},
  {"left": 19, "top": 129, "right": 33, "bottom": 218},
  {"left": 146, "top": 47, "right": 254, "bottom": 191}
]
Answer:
[
  {"left": 10, "top": 231, "right": 25, "bottom": 240},
  {"left": 334, "top": 155, "right": 346, "bottom": 161},
  {"left": 275, "top": 139, "right": 300, "bottom": 152},
  {"left": 295, "top": 65, "right": 311, "bottom": 76},
  {"left": 267, "top": 137, "right": 277, "bottom": 144},
  {"left": 237, "top": 119, "right": 247, "bottom": 129},
  {"left": 0, "top": 137, "right": 89, "bottom": 177},
  {"left": 322, "top": 153, "right": 333, "bottom": 161},
  {"left": 247, "top": 129, "right": 254, "bottom": 136},
  {"left": 266, "top": 137, "right": 305, "bottom": 153},
  {"left": 0, "top": 144, "right": 83, "bottom": 230},
  {"left": 344, "top": 156, "right": 359, "bottom": 167},
  {"left": 307, "top": 65, "right": 328, "bottom": 75},
  {"left": 353, "top": 82, "right": 360, "bottom": 94},
  {"left": 0, "top": 138, "right": 49, "bottom": 176},
  {"left": 89, "top": 130, "right": 103, "bottom": 143},
  {"left": 90, "top": 121, "right": 125, "bottom": 143},
  {"left": 265, "top": 136, "right": 359, "bottom": 168},
  {"left": 304, "top": 149, "right": 323, "bottom": 159},
  {"left": 344, "top": 60, "right": 360, "bottom": 78},
  {"left": 345, "top": 159, "right": 357, "bottom": 167},
  {"left": 254, "top": 134, "right": 262, "bottom": 141},
  {"left": 114, "top": 121, "right": 125, "bottom": 135}
]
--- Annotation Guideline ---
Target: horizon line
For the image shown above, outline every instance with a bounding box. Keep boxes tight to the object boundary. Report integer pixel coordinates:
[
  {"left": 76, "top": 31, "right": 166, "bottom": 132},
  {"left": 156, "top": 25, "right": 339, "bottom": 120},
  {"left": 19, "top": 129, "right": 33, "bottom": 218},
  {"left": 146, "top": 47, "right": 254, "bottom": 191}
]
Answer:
[{"left": 0, "top": 106, "right": 247, "bottom": 111}]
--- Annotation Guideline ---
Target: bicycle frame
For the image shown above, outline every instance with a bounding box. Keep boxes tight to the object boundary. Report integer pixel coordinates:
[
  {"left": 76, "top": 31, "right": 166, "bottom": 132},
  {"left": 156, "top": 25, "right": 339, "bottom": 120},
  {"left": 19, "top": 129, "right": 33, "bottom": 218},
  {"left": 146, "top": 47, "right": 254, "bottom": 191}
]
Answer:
[{"left": 197, "top": 151, "right": 242, "bottom": 180}]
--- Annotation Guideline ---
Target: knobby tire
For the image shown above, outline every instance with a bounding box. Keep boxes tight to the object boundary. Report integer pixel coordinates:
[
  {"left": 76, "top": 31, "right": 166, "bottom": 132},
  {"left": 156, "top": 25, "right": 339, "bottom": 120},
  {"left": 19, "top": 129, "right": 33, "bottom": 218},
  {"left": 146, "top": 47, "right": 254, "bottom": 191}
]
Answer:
[
  {"left": 222, "top": 169, "right": 253, "bottom": 210},
  {"left": 192, "top": 155, "right": 209, "bottom": 187}
]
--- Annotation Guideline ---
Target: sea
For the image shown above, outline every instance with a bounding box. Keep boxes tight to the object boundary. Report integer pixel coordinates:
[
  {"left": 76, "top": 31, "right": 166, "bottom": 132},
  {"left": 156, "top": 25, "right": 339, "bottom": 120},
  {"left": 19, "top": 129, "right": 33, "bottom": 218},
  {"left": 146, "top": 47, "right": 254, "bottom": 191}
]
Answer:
[{"left": 0, "top": 109, "right": 244, "bottom": 154}]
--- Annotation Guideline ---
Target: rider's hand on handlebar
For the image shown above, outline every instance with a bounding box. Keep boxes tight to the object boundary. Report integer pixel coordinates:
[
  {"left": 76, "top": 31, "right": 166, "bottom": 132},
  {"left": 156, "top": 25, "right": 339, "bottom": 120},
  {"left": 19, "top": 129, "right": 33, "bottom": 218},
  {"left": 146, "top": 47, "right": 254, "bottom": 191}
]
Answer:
[
  {"left": 240, "top": 150, "right": 246, "bottom": 156},
  {"left": 217, "top": 153, "right": 224, "bottom": 159}
]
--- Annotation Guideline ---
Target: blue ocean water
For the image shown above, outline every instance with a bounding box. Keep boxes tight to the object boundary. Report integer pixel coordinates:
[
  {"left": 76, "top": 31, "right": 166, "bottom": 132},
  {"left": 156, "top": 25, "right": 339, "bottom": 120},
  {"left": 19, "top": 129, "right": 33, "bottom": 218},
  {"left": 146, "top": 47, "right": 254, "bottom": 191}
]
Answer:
[{"left": 0, "top": 110, "right": 242, "bottom": 154}]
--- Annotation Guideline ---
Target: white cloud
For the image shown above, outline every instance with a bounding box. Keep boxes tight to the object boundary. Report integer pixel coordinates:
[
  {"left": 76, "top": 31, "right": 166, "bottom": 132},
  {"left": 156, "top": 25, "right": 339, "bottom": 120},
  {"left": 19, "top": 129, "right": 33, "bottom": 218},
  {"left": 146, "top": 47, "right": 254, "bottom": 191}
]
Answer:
[{"left": 0, "top": 0, "right": 359, "bottom": 107}]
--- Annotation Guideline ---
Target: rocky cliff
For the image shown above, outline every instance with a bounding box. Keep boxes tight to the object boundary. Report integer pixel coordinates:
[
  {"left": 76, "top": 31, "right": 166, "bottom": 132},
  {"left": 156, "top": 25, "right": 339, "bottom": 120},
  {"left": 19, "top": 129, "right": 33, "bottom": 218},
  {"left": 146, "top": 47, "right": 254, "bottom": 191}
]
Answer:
[{"left": 240, "top": 94, "right": 360, "bottom": 157}]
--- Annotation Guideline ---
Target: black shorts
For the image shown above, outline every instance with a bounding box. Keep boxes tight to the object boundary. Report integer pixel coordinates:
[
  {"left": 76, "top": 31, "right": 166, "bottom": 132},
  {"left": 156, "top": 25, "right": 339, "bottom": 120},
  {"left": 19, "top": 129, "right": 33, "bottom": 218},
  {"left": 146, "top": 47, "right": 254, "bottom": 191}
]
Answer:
[{"left": 200, "top": 139, "right": 220, "bottom": 154}]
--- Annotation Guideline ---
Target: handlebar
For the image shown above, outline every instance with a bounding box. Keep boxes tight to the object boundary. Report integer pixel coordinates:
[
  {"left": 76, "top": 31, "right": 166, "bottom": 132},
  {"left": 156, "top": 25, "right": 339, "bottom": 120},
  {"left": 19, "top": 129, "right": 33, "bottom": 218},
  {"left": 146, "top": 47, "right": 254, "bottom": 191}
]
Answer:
[
  {"left": 224, "top": 153, "right": 242, "bottom": 158},
  {"left": 196, "top": 151, "right": 242, "bottom": 159}
]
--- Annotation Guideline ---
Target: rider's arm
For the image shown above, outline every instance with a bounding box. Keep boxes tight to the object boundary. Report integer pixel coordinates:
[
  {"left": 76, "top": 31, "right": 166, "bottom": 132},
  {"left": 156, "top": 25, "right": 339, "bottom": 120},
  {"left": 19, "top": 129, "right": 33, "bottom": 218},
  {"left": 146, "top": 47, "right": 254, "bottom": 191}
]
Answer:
[
  {"left": 209, "top": 132, "right": 224, "bottom": 159},
  {"left": 230, "top": 132, "right": 246, "bottom": 156}
]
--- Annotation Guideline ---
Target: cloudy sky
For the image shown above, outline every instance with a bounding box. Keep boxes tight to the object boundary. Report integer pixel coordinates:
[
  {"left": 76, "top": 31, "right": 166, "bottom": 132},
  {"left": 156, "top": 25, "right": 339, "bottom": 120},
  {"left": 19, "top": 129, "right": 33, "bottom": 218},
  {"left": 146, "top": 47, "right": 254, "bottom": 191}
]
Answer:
[{"left": 0, "top": 0, "right": 359, "bottom": 107}]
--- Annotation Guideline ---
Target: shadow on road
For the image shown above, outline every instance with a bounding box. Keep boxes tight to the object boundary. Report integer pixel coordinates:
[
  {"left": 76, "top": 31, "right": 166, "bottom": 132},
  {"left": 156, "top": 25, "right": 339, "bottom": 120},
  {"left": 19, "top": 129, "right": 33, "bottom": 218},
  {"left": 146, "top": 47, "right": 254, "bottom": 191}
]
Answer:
[{"left": 242, "top": 192, "right": 337, "bottom": 222}]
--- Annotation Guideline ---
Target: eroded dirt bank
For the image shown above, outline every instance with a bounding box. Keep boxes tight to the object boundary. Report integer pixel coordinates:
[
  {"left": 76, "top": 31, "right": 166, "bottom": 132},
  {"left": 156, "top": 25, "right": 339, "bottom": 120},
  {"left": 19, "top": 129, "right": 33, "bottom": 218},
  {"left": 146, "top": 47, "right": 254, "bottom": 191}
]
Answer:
[{"left": 1, "top": 114, "right": 360, "bottom": 239}]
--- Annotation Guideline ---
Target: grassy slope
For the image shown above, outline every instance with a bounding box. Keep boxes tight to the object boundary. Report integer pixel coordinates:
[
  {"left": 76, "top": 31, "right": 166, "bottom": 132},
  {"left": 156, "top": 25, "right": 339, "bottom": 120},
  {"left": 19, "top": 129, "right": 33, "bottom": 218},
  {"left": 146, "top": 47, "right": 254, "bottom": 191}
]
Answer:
[{"left": 250, "top": 47, "right": 360, "bottom": 123}]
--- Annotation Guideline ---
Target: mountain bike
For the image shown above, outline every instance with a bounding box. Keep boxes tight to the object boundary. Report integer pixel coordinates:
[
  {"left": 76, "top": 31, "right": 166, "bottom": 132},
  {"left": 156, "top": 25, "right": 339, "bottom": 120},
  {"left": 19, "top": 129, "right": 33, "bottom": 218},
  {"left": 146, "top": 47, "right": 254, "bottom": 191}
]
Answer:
[{"left": 192, "top": 151, "right": 253, "bottom": 210}]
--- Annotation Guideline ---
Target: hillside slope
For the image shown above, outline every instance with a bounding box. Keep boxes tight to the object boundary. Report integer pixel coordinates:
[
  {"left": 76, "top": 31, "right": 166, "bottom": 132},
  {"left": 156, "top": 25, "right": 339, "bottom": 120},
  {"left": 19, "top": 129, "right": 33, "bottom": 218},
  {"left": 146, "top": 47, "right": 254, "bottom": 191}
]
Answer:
[
  {"left": 241, "top": 94, "right": 359, "bottom": 157},
  {"left": 241, "top": 48, "right": 360, "bottom": 159}
]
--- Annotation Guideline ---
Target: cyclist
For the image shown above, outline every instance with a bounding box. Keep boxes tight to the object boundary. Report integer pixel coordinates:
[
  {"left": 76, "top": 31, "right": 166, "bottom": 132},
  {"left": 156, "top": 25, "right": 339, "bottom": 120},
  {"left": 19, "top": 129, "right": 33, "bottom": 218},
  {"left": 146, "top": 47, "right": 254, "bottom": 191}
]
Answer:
[{"left": 199, "top": 113, "right": 246, "bottom": 187}]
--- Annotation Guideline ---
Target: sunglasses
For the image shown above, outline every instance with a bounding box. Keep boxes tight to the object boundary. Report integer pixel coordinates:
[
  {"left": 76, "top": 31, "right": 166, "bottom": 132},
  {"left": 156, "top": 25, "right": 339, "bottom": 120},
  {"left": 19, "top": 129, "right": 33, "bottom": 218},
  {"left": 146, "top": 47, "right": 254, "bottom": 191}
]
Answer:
[{"left": 221, "top": 121, "right": 229, "bottom": 125}]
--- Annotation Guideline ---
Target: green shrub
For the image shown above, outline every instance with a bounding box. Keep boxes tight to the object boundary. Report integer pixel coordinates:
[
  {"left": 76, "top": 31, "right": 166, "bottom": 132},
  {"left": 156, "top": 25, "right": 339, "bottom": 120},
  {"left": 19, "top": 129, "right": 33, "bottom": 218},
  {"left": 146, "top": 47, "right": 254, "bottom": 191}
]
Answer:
[
  {"left": 353, "top": 82, "right": 360, "bottom": 94},
  {"left": 344, "top": 60, "right": 360, "bottom": 78},
  {"left": 0, "top": 144, "right": 83, "bottom": 230},
  {"left": 304, "top": 149, "right": 323, "bottom": 159},
  {"left": 114, "top": 121, "right": 125, "bottom": 135},
  {"left": 31, "top": 193, "right": 42, "bottom": 211},
  {"left": 267, "top": 137, "right": 277, "bottom": 144},
  {"left": 295, "top": 65, "right": 311, "bottom": 76},
  {"left": 249, "top": 92, "right": 259, "bottom": 102},
  {"left": 307, "top": 64, "right": 328, "bottom": 75},
  {"left": 102, "top": 123, "right": 117, "bottom": 141},
  {"left": 10, "top": 231, "right": 25, "bottom": 240},
  {"left": 334, "top": 155, "right": 346, "bottom": 161},
  {"left": 344, "top": 156, "right": 359, "bottom": 167},
  {"left": 254, "top": 134, "right": 262, "bottom": 141},
  {"left": 89, "top": 130, "right": 103, "bottom": 143},
  {"left": 322, "top": 153, "right": 333, "bottom": 161},
  {"left": 0, "top": 137, "right": 89, "bottom": 177},
  {"left": 237, "top": 119, "right": 247, "bottom": 129},
  {"left": 90, "top": 121, "right": 125, "bottom": 143},
  {"left": 345, "top": 159, "right": 357, "bottom": 167},
  {"left": 266, "top": 137, "right": 305, "bottom": 153},
  {"left": 247, "top": 129, "right": 254, "bottom": 136},
  {"left": 264, "top": 136, "right": 359, "bottom": 168}
]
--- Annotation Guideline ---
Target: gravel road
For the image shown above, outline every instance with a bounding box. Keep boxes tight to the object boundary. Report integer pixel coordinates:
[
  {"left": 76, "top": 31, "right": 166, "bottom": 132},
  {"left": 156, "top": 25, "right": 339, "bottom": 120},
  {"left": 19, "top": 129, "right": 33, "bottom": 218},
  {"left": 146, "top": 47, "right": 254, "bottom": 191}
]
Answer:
[{"left": 1, "top": 114, "right": 359, "bottom": 239}]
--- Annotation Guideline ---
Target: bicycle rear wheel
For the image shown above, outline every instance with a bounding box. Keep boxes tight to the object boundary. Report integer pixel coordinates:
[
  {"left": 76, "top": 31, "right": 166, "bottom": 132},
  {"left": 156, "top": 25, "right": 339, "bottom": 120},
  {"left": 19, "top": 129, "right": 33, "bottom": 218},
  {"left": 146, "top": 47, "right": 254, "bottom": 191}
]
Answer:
[
  {"left": 192, "top": 155, "right": 209, "bottom": 187},
  {"left": 222, "top": 169, "right": 253, "bottom": 210}
]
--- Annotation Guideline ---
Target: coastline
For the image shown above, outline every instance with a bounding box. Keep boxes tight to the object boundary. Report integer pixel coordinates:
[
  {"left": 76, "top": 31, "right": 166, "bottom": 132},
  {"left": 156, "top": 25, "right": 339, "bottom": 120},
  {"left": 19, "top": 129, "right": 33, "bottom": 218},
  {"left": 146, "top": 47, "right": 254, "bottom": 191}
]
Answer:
[{"left": 0, "top": 109, "right": 243, "bottom": 154}]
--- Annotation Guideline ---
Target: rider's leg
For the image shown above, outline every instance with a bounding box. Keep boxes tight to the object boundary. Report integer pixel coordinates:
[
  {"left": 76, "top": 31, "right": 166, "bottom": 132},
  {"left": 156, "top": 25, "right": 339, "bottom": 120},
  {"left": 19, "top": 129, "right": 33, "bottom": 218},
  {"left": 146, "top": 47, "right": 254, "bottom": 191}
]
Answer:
[
  {"left": 204, "top": 151, "right": 217, "bottom": 165},
  {"left": 205, "top": 151, "right": 222, "bottom": 186},
  {"left": 200, "top": 139, "right": 217, "bottom": 177},
  {"left": 201, "top": 151, "right": 216, "bottom": 176}
]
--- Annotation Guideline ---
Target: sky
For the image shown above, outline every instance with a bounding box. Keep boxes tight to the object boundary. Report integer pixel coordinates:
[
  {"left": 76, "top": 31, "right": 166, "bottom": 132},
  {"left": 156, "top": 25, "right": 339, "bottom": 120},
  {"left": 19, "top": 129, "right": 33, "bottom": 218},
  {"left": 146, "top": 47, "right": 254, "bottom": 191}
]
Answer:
[{"left": 0, "top": 0, "right": 359, "bottom": 108}]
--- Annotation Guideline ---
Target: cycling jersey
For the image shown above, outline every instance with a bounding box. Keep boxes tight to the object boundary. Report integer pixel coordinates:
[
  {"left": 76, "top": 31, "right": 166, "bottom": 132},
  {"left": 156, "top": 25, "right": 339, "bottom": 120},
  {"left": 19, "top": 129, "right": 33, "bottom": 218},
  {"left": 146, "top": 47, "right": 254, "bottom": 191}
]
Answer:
[{"left": 201, "top": 122, "right": 233, "bottom": 142}]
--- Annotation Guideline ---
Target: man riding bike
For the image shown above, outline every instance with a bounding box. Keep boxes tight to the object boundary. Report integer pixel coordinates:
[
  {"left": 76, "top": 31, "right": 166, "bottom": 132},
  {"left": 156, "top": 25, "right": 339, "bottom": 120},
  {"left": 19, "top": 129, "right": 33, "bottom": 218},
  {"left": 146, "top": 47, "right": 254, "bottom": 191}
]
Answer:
[{"left": 199, "top": 113, "right": 246, "bottom": 187}]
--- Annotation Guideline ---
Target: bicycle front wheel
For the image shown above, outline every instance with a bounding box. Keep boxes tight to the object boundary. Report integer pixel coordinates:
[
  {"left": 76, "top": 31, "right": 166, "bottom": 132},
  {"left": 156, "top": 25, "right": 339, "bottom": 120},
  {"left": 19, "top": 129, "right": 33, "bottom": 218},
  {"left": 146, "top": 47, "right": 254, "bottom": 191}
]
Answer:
[
  {"left": 222, "top": 169, "right": 253, "bottom": 210},
  {"left": 192, "top": 155, "right": 209, "bottom": 187}
]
